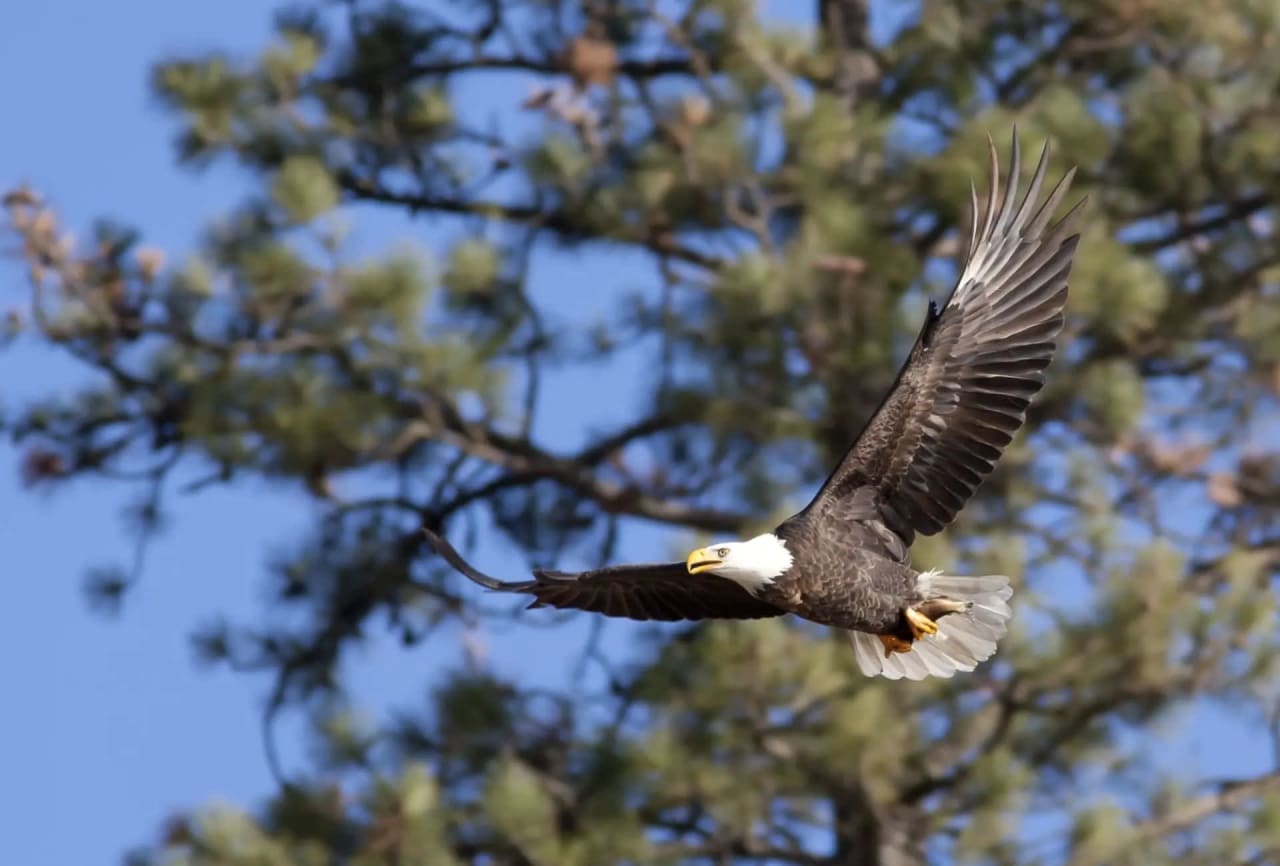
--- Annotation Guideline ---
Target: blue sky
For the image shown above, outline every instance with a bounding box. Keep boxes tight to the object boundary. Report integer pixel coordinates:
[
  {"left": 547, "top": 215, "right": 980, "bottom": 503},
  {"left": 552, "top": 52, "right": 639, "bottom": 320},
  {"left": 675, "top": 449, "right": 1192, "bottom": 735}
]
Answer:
[
  {"left": 0, "top": 3, "right": 1269, "bottom": 865},
  {"left": 1, "top": 5, "right": 285, "bottom": 862},
  {"left": 0, "top": 4, "right": 698, "bottom": 862}
]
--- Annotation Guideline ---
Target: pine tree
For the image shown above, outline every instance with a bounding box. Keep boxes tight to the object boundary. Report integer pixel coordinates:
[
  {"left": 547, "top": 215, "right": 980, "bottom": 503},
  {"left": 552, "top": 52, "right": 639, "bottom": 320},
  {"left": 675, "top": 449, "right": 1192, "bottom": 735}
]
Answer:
[{"left": 6, "top": 1, "right": 1280, "bottom": 864}]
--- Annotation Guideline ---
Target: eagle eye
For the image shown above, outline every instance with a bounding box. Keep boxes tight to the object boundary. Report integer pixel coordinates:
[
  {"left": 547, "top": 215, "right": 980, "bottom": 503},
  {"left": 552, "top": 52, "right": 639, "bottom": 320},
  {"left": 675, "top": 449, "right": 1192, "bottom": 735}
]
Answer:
[{"left": 716, "top": 547, "right": 730, "bottom": 558}]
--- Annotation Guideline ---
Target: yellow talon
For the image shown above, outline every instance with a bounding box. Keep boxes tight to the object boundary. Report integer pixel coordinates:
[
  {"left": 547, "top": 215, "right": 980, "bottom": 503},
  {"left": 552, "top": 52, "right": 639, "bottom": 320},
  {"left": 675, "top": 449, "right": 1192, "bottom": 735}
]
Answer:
[
  {"left": 904, "top": 607, "right": 939, "bottom": 640},
  {"left": 877, "top": 609, "right": 940, "bottom": 657}
]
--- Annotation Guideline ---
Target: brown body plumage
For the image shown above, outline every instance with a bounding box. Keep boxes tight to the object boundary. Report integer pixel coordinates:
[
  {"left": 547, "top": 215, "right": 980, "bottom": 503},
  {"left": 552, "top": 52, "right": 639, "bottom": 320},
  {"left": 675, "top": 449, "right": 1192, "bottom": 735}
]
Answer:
[{"left": 423, "top": 132, "right": 1085, "bottom": 680}]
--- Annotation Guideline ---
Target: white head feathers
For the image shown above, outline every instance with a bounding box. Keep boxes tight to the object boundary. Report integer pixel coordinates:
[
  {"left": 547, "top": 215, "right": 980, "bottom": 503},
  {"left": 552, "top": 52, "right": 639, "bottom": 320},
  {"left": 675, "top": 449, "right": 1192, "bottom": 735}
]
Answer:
[{"left": 687, "top": 533, "right": 793, "bottom": 594}]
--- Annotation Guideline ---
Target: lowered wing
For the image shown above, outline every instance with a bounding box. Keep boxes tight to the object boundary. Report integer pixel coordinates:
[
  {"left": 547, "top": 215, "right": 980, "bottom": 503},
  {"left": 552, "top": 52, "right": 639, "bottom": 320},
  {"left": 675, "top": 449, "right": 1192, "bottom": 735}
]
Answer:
[
  {"left": 423, "top": 528, "right": 785, "bottom": 622},
  {"left": 801, "top": 132, "right": 1085, "bottom": 545}
]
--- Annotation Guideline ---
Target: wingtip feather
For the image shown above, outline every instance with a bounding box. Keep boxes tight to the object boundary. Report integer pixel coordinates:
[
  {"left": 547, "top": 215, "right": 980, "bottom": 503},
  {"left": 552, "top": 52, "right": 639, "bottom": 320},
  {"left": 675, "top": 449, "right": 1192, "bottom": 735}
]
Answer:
[
  {"left": 982, "top": 134, "right": 1001, "bottom": 243},
  {"left": 996, "top": 129, "right": 1022, "bottom": 235}
]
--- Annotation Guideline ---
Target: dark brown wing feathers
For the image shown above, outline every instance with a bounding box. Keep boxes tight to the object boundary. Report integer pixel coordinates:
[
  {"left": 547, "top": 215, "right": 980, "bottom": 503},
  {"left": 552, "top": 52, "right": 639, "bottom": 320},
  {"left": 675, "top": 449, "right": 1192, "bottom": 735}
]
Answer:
[
  {"left": 806, "top": 131, "right": 1085, "bottom": 544},
  {"left": 421, "top": 528, "right": 785, "bottom": 622},
  {"left": 526, "top": 562, "right": 784, "bottom": 621}
]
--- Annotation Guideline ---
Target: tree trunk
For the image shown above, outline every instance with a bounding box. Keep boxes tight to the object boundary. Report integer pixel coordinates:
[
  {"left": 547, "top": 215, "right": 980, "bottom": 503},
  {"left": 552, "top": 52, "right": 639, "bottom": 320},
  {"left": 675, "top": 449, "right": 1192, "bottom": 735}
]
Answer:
[
  {"left": 830, "top": 786, "right": 926, "bottom": 866},
  {"left": 817, "top": 0, "right": 881, "bottom": 109}
]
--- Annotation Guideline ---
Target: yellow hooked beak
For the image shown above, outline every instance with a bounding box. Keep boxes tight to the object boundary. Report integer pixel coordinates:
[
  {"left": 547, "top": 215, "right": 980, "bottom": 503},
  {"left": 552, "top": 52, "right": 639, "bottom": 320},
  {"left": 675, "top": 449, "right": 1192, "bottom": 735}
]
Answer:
[{"left": 686, "top": 547, "right": 723, "bottom": 574}]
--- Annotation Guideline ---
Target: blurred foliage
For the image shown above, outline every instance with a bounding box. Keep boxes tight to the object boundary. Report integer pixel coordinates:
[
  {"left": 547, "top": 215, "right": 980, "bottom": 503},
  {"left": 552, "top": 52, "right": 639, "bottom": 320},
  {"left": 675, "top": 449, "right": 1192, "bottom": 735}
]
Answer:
[{"left": 6, "top": 0, "right": 1280, "bottom": 865}]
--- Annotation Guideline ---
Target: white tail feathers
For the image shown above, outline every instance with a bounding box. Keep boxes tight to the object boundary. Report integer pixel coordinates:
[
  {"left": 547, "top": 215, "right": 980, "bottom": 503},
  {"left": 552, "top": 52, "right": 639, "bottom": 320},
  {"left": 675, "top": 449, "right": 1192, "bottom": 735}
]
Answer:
[{"left": 850, "top": 572, "right": 1014, "bottom": 681}]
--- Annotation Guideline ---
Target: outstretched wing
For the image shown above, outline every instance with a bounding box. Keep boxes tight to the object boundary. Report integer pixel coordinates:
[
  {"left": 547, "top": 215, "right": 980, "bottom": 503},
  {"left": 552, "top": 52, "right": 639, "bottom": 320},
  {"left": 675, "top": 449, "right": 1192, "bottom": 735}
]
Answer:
[
  {"left": 802, "top": 132, "right": 1085, "bottom": 545},
  {"left": 522, "top": 563, "right": 787, "bottom": 621},
  {"left": 422, "top": 528, "right": 785, "bottom": 622}
]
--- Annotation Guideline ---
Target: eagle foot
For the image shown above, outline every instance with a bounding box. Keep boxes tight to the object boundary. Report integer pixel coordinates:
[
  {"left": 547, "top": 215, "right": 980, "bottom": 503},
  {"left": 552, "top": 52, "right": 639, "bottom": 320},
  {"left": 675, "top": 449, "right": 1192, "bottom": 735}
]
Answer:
[
  {"left": 916, "top": 598, "right": 973, "bottom": 621},
  {"left": 904, "top": 607, "right": 939, "bottom": 639},
  {"left": 878, "top": 634, "right": 914, "bottom": 658},
  {"left": 878, "top": 608, "right": 943, "bottom": 658}
]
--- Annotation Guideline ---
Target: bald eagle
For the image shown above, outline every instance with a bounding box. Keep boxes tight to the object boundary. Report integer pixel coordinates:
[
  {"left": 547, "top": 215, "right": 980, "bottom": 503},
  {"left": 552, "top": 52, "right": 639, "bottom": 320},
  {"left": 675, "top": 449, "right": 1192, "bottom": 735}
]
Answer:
[{"left": 423, "top": 133, "right": 1085, "bottom": 680}]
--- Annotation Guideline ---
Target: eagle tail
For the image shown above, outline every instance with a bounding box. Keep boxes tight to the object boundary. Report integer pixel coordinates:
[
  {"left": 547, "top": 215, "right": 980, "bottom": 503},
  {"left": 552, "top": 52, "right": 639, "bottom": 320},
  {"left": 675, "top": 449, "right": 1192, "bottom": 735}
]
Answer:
[{"left": 849, "top": 572, "right": 1013, "bottom": 681}]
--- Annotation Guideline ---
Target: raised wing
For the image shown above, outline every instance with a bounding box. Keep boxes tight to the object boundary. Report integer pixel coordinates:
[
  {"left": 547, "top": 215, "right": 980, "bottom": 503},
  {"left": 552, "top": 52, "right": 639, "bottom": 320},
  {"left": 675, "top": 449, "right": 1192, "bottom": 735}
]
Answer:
[
  {"left": 802, "top": 132, "right": 1085, "bottom": 545},
  {"left": 422, "top": 528, "right": 785, "bottom": 621}
]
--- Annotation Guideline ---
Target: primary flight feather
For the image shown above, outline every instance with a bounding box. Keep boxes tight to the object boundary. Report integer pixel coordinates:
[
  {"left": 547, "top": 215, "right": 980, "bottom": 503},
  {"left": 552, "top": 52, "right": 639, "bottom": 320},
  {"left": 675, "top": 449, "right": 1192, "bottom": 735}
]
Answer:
[{"left": 423, "top": 132, "right": 1086, "bottom": 680}]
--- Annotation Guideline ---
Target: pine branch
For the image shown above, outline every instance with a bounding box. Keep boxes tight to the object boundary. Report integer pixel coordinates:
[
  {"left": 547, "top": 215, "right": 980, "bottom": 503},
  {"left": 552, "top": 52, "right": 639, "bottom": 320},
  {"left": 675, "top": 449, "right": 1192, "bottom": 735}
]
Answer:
[
  {"left": 336, "top": 170, "right": 727, "bottom": 271},
  {"left": 1066, "top": 770, "right": 1280, "bottom": 866}
]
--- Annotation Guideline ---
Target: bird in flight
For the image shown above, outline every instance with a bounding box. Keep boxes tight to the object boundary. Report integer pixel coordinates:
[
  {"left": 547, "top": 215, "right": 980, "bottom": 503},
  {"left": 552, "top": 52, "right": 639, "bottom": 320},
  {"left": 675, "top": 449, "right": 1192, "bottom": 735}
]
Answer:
[{"left": 423, "top": 132, "right": 1085, "bottom": 680}]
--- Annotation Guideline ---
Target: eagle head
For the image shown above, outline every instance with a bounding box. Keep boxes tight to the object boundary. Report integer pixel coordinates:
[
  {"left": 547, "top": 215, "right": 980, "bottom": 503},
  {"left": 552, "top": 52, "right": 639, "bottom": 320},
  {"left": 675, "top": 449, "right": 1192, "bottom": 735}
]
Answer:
[{"left": 685, "top": 533, "right": 793, "bottom": 593}]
